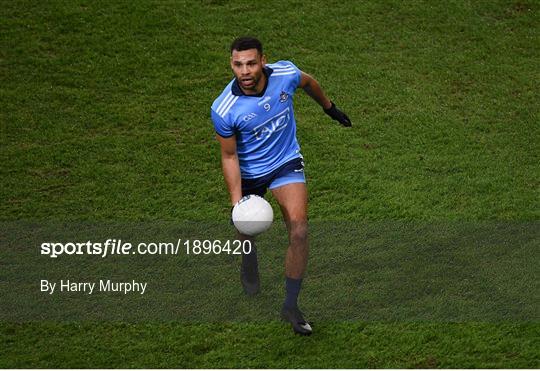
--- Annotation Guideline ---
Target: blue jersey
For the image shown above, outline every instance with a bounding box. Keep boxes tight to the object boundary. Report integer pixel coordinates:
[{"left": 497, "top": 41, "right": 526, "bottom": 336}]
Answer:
[{"left": 211, "top": 61, "right": 303, "bottom": 179}]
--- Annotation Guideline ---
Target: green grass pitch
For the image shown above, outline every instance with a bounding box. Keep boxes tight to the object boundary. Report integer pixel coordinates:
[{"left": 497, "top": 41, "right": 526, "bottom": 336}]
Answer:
[{"left": 1, "top": 0, "right": 539, "bottom": 368}]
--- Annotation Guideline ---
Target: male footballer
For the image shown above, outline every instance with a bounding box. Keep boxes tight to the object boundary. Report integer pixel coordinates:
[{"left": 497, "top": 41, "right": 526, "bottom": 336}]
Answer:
[{"left": 211, "top": 37, "right": 351, "bottom": 335}]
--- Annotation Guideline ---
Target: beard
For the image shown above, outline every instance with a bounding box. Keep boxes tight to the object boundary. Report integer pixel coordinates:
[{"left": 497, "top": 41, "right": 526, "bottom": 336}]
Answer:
[{"left": 238, "top": 71, "right": 263, "bottom": 92}]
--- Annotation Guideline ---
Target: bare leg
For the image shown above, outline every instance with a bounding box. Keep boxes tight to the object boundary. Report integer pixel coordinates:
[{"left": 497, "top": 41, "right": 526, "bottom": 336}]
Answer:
[
  {"left": 271, "top": 183, "right": 309, "bottom": 279},
  {"left": 272, "top": 182, "right": 312, "bottom": 335}
]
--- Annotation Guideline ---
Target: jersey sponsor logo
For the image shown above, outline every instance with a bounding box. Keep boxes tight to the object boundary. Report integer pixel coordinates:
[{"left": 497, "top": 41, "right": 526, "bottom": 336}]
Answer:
[
  {"left": 279, "top": 91, "right": 289, "bottom": 103},
  {"left": 252, "top": 107, "right": 290, "bottom": 140}
]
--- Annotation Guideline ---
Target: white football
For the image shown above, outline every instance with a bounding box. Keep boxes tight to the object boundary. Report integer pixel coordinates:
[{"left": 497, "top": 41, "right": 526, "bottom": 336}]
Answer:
[{"left": 232, "top": 195, "right": 274, "bottom": 236}]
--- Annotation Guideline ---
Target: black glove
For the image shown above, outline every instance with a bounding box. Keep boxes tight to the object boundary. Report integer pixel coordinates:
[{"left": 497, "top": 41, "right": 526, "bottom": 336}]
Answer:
[{"left": 324, "top": 101, "right": 352, "bottom": 127}]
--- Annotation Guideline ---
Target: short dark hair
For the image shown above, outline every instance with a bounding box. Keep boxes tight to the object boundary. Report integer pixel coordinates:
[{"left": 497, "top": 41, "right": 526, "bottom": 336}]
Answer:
[{"left": 230, "top": 37, "right": 263, "bottom": 55}]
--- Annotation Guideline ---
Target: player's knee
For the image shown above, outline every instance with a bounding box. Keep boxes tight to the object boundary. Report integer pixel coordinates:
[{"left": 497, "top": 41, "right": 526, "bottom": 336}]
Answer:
[{"left": 289, "top": 222, "right": 308, "bottom": 246}]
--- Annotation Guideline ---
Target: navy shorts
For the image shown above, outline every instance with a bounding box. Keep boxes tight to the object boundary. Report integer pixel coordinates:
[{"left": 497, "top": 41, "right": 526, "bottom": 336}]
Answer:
[{"left": 242, "top": 157, "right": 306, "bottom": 197}]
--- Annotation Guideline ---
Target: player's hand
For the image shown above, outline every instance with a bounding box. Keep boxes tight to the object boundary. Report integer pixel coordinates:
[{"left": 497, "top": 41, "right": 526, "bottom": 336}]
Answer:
[{"left": 324, "top": 102, "right": 352, "bottom": 127}]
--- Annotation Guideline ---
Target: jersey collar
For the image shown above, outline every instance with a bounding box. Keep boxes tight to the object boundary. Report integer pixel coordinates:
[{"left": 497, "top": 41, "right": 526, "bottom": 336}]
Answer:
[{"left": 231, "top": 66, "right": 273, "bottom": 97}]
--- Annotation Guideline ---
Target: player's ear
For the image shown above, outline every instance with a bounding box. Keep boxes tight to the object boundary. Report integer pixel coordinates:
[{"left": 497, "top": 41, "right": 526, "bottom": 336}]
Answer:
[{"left": 261, "top": 54, "right": 267, "bottom": 66}]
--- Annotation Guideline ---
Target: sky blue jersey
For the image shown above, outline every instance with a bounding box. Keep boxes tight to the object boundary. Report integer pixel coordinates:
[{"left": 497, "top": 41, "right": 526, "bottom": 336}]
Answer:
[{"left": 211, "top": 61, "right": 303, "bottom": 179}]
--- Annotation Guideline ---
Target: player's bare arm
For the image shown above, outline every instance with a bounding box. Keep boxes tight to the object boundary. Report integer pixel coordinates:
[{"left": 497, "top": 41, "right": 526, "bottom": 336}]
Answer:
[
  {"left": 299, "top": 71, "right": 352, "bottom": 127},
  {"left": 299, "top": 72, "right": 332, "bottom": 109},
  {"left": 217, "top": 134, "right": 242, "bottom": 206}
]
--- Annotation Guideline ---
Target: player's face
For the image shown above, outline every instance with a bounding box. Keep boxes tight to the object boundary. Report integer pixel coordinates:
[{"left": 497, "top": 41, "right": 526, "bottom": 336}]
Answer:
[{"left": 230, "top": 49, "right": 266, "bottom": 94}]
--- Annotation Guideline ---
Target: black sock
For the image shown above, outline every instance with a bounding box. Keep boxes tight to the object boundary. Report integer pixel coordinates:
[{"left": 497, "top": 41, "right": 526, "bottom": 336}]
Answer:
[
  {"left": 242, "top": 245, "right": 258, "bottom": 274},
  {"left": 284, "top": 276, "right": 302, "bottom": 309}
]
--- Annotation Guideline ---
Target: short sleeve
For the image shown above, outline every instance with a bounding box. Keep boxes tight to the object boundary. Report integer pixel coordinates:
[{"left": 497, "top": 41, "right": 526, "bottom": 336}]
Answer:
[
  {"left": 271, "top": 60, "right": 301, "bottom": 91},
  {"left": 211, "top": 109, "right": 235, "bottom": 138},
  {"left": 286, "top": 61, "right": 302, "bottom": 90}
]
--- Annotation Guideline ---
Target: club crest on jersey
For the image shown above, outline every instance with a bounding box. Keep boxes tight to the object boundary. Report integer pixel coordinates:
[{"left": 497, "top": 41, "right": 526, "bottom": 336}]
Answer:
[{"left": 279, "top": 91, "right": 289, "bottom": 103}]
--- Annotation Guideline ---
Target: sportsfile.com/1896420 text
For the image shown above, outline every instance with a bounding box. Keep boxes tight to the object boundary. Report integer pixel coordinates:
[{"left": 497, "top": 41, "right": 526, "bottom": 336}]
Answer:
[{"left": 40, "top": 239, "right": 253, "bottom": 258}]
